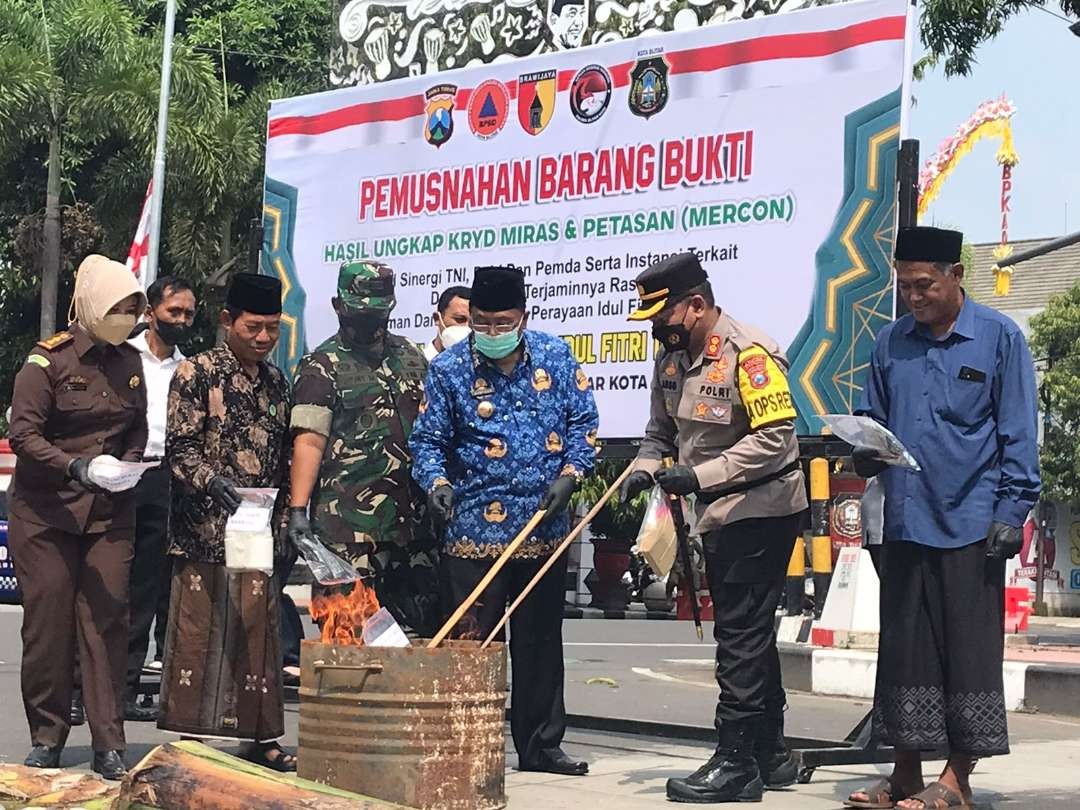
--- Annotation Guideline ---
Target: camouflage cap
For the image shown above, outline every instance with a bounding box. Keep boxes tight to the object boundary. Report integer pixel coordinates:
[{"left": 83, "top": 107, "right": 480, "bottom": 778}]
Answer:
[{"left": 337, "top": 261, "right": 396, "bottom": 311}]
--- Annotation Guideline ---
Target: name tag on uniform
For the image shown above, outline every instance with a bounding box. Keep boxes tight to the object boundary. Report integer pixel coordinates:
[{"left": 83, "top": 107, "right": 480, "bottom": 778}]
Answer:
[
  {"left": 696, "top": 383, "right": 731, "bottom": 400},
  {"left": 958, "top": 366, "right": 986, "bottom": 383},
  {"left": 692, "top": 400, "right": 732, "bottom": 424},
  {"left": 62, "top": 375, "right": 88, "bottom": 391}
]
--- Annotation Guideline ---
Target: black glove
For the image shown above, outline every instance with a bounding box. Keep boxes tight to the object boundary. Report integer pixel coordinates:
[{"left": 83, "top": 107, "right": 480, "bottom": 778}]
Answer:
[
  {"left": 429, "top": 484, "right": 454, "bottom": 526},
  {"left": 986, "top": 521, "right": 1023, "bottom": 560},
  {"left": 207, "top": 475, "right": 243, "bottom": 515},
  {"left": 66, "top": 458, "right": 108, "bottom": 495},
  {"left": 621, "top": 470, "right": 654, "bottom": 503},
  {"left": 851, "top": 447, "right": 888, "bottom": 479},
  {"left": 654, "top": 464, "right": 699, "bottom": 496},
  {"left": 287, "top": 507, "right": 315, "bottom": 545},
  {"left": 540, "top": 475, "right": 577, "bottom": 524}
]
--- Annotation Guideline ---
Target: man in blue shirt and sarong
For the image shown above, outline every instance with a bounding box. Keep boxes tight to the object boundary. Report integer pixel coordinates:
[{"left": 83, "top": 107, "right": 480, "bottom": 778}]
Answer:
[
  {"left": 846, "top": 226, "right": 1040, "bottom": 810},
  {"left": 410, "top": 265, "right": 599, "bottom": 777}
]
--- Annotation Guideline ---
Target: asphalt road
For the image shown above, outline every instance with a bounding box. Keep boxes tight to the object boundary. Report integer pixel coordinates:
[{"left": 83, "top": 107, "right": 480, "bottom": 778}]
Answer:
[{"left": 3, "top": 610, "right": 1079, "bottom": 771}]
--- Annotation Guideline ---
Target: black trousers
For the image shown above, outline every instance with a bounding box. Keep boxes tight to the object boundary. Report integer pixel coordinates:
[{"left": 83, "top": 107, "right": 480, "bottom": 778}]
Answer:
[
  {"left": 873, "top": 539, "right": 1008, "bottom": 757},
  {"left": 442, "top": 553, "right": 568, "bottom": 766},
  {"left": 126, "top": 465, "right": 170, "bottom": 697},
  {"left": 275, "top": 548, "right": 303, "bottom": 668},
  {"left": 703, "top": 512, "right": 803, "bottom": 727}
]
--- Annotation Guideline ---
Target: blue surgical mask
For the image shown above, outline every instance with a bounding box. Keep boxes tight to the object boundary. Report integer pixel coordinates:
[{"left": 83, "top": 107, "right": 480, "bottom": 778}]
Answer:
[{"left": 474, "top": 323, "right": 522, "bottom": 359}]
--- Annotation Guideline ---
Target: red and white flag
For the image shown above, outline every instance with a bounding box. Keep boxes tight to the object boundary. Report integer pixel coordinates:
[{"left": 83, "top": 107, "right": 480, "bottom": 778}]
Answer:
[{"left": 126, "top": 180, "right": 153, "bottom": 281}]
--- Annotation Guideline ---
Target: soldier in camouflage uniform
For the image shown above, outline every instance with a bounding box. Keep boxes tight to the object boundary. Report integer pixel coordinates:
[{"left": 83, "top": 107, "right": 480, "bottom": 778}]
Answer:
[{"left": 287, "top": 261, "right": 439, "bottom": 636}]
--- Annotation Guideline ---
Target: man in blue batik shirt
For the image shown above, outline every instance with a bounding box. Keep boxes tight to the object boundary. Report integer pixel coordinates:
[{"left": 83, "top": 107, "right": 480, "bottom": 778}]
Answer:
[
  {"left": 410, "top": 265, "right": 598, "bottom": 777},
  {"left": 845, "top": 227, "right": 1040, "bottom": 810}
]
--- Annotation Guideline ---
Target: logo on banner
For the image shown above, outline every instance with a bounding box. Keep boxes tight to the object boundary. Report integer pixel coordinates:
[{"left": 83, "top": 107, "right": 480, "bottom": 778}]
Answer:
[
  {"left": 518, "top": 70, "right": 557, "bottom": 135},
  {"left": 569, "top": 64, "right": 612, "bottom": 124},
  {"left": 629, "top": 55, "right": 669, "bottom": 119},
  {"left": 467, "top": 79, "right": 510, "bottom": 140},
  {"left": 423, "top": 83, "right": 457, "bottom": 148}
]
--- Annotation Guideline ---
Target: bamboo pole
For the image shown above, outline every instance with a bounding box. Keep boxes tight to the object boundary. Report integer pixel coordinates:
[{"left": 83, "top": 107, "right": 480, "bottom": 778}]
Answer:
[
  {"left": 481, "top": 465, "right": 634, "bottom": 649},
  {"left": 427, "top": 509, "right": 548, "bottom": 648}
]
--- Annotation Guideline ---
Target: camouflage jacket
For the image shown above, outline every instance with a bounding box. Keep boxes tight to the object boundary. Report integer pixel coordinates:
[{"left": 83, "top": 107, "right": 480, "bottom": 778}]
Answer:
[{"left": 291, "top": 332, "right": 432, "bottom": 554}]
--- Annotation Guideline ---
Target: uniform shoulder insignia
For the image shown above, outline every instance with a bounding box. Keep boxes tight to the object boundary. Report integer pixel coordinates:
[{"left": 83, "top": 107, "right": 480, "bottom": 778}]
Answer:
[
  {"left": 737, "top": 344, "right": 797, "bottom": 430},
  {"left": 36, "top": 331, "right": 73, "bottom": 351}
]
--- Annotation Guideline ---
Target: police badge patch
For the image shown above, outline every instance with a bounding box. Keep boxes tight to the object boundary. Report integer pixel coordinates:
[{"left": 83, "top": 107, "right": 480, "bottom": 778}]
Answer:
[
  {"left": 629, "top": 55, "right": 670, "bottom": 119},
  {"left": 424, "top": 84, "right": 457, "bottom": 148}
]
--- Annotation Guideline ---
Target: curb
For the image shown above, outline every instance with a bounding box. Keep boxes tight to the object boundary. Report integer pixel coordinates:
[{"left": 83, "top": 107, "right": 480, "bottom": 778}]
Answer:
[{"left": 777, "top": 642, "right": 1080, "bottom": 719}]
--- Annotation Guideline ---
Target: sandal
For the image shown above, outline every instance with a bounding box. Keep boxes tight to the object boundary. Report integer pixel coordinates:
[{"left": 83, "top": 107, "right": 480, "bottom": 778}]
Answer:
[
  {"left": 896, "top": 781, "right": 971, "bottom": 809},
  {"left": 239, "top": 741, "right": 298, "bottom": 773},
  {"left": 845, "top": 777, "right": 919, "bottom": 809}
]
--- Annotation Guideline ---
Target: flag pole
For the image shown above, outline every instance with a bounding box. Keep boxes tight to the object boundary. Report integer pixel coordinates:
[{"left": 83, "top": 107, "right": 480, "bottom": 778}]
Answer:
[{"left": 145, "top": 0, "right": 177, "bottom": 290}]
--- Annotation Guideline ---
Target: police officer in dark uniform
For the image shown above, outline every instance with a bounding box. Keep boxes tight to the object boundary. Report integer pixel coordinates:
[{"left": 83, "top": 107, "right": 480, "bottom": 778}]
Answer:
[
  {"left": 622, "top": 253, "right": 808, "bottom": 804},
  {"left": 8, "top": 255, "right": 148, "bottom": 780}
]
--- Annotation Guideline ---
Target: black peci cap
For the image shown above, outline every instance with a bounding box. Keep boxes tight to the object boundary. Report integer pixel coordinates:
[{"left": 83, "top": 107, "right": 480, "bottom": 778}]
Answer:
[
  {"left": 226, "top": 273, "right": 282, "bottom": 315},
  {"left": 894, "top": 226, "right": 963, "bottom": 263},
  {"left": 472, "top": 266, "right": 526, "bottom": 312},
  {"left": 628, "top": 252, "right": 709, "bottom": 321}
]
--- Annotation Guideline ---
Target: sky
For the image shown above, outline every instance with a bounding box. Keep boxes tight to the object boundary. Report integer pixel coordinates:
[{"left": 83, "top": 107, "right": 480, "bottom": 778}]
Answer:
[{"left": 909, "top": 8, "right": 1080, "bottom": 245}]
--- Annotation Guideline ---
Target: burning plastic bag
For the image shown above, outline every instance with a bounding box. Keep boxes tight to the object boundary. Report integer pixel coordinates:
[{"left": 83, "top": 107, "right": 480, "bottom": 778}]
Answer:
[
  {"left": 636, "top": 485, "right": 677, "bottom": 578},
  {"left": 292, "top": 531, "right": 359, "bottom": 586}
]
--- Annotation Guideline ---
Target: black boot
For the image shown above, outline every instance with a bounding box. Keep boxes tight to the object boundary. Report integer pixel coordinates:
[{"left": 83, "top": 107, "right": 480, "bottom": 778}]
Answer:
[
  {"left": 69, "top": 691, "right": 85, "bottom": 726},
  {"left": 754, "top": 707, "right": 797, "bottom": 789},
  {"left": 666, "top": 719, "right": 763, "bottom": 803},
  {"left": 92, "top": 750, "right": 127, "bottom": 781},
  {"left": 24, "top": 744, "right": 63, "bottom": 768}
]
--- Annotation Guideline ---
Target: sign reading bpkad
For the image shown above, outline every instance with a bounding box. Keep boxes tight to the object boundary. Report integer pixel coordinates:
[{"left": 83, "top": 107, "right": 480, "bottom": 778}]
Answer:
[{"left": 265, "top": 0, "right": 907, "bottom": 438}]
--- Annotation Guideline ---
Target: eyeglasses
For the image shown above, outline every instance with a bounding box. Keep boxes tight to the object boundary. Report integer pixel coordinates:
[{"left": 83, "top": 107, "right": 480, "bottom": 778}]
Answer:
[{"left": 472, "top": 317, "right": 522, "bottom": 336}]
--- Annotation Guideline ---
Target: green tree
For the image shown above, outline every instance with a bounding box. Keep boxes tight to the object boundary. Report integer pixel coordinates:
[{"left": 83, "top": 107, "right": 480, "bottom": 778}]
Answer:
[
  {"left": 0, "top": 0, "right": 218, "bottom": 338},
  {"left": 919, "top": 0, "right": 1080, "bottom": 77},
  {"left": 1029, "top": 283, "right": 1080, "bottom": 505}
]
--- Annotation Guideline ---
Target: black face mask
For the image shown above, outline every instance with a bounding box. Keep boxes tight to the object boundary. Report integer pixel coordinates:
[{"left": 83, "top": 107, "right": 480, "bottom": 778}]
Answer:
[
  {"left": 154, "top": 320, "right": 192, "bottom": 347},
  {"left": 339, "top": 311, "right": 389, "bottom": 346}
]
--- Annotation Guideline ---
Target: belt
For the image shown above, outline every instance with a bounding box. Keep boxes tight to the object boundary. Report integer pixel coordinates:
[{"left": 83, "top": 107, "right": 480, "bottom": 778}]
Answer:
[{"left": 697, "top": 460, "right": 801, "bottom": 505}]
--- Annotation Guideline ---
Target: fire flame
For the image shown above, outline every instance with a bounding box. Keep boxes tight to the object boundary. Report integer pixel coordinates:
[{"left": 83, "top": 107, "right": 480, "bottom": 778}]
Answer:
[{"left": 310, "top": 580, "right": 381, "bottom": 645}]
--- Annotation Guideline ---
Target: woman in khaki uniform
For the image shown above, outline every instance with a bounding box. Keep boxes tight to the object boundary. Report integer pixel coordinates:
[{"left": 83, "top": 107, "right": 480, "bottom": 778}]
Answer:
[{"left": 8, "top": 255, "right": 148, "bottom": 780}]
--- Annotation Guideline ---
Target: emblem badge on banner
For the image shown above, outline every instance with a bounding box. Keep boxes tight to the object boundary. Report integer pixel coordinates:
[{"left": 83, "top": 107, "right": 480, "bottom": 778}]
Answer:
[
  {"left": 423, "top": 83, "right": 457, "bottom": 148},
  {"left": 518, "top": 70, "right": 557, "bottom": 135},
  {"left": 629, "top": 55, "right": 670, "bottom": 119},
  {"left": 468, "top": 79, "right": 510, "bottom": 140},
  {"left": 570, "top": 64, "right": 612, "bottom": 124}
]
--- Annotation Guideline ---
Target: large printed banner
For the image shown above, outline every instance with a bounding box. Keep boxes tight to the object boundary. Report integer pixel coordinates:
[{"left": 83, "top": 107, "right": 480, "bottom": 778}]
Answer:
[
  {"left": 328, "top": 0, "right": 838, "bottom": 88},
  {"left": 265, "top": 0, "right": 907, "bottom": 438}
]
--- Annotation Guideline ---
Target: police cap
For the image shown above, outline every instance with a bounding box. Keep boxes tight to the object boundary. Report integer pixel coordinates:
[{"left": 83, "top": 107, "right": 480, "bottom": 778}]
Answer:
[{"left": 628, "top": 252, "right": 708, "bottom": 321}]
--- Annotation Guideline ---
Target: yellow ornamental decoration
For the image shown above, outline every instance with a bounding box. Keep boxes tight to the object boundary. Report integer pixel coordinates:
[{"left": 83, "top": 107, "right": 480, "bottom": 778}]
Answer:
[
  {"left": 484, "top": 501, "right": 508, "bottom": 523},
  {"left": 545, "top": 432, "right": 563, "bottom": 452},
  {"left": 532, "top": 368, "right": 552, "bottom": 392}
]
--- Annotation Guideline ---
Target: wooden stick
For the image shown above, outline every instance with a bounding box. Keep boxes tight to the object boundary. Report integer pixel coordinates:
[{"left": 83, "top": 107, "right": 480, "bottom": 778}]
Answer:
[
  {"left": 427, "top": 508, "right": 548, "bottom": 648},
  {"left": 481, "top": 464, "right": 634, "bottom": 649}
]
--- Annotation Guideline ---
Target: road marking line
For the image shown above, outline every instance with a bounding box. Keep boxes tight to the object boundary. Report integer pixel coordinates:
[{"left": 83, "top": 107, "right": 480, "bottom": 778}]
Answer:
[
  {"left": 632, "top": 667, "right": 714, "bottom": 689},
  {"left": 565, "top": 642, "right": 711, "bottom": 647}
]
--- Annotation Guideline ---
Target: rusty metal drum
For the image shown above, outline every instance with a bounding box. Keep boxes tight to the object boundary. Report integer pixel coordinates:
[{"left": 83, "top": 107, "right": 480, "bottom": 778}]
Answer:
[{"left": 298, "top": 639, "right": 507, "bottom": 810}]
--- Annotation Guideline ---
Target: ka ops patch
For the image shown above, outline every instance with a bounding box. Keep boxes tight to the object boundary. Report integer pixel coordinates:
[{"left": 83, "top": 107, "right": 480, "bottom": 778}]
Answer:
[{"left": 737, "top": 345, "right": 797, "bottom": 430}]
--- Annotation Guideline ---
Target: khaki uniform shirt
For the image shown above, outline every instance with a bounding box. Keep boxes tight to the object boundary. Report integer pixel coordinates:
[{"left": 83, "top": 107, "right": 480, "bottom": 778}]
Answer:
[
  {"left": 634, "top": 312, "right": 807, "bottom": 532},
  {"left": 8, "top": 325, "right": 148, "bottom": 534}
]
